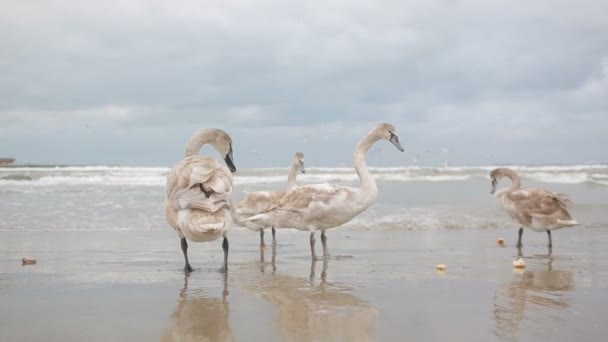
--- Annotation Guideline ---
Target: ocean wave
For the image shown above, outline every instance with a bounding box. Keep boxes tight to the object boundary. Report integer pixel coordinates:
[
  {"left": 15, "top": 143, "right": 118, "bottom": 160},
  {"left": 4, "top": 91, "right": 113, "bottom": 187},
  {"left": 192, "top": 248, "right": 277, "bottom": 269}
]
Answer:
[{"left": 0, "top": 164, "right": 606, "bottom": 187}]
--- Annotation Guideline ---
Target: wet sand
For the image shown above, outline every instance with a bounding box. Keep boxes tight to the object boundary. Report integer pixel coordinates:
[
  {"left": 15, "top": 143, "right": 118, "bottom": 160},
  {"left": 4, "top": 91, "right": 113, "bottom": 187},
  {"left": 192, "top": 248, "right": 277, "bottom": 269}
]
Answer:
[{"left": 1, "top": 227, "right": 607, "bottom": 341}]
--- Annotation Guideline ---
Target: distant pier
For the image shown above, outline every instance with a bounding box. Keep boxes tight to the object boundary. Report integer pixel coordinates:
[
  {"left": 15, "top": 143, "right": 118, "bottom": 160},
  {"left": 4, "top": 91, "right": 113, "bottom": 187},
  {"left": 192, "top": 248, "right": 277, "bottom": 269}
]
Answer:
[{"left": 0, "top": 158, "right": 16, "bottom": 166}]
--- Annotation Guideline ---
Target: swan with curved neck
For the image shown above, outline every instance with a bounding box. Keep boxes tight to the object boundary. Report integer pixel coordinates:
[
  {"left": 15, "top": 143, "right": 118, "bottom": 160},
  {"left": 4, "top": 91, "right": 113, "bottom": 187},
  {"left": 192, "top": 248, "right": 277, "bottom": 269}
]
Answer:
[
  {"left": 165, "top": 128, "right": 236, "bottom": 272},
  {"left": 234, "top": 152, "right": 305, "bottom": 247},
  {"left": 490, "top": 167, "right": 579, "bottom": 248},
  {"left": 244, "top": 123, "right": 403, "bottom": 260}
]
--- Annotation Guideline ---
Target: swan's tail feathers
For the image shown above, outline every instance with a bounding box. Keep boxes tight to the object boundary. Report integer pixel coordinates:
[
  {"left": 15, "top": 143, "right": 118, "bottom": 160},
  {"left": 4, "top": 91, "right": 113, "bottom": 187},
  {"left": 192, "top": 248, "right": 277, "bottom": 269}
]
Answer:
[
  {"left": 552, "top": 193, "right": 573, "bottom": 209},
  {"left": 558, "top": 219, "right": 580, "bottom": 227},
  {"left": 187, "top": 221, "right": 230, "bottom": 241}
]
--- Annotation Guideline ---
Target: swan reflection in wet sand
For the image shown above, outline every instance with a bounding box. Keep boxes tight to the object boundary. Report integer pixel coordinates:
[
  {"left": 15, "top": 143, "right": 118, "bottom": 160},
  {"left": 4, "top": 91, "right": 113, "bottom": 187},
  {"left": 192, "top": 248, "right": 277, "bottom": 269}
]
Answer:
[
  {"left": 161, "top": 273, "right": 233, "bottom": 342},
  {"left": 493, "top": 252, "right": 574, "bottom": 340},
  {"left": 248, "top": 249, "right": 378, "bottom": 341}
]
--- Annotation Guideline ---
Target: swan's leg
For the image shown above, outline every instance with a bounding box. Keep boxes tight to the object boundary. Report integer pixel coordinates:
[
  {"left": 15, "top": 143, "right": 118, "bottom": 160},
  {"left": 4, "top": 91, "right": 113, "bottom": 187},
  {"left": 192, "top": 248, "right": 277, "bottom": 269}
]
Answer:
[
  {"left": 272, "top": 226, "right": 277, "bottom": 246},
  {"left": 309, "top": 258, "right": 316, "bottom": 281},
  {"left": 310, "top": 232, "right": 318, "bottom": 261},
  {"left": 547, "top": 230, "right": 553, "bottom": 247},
  {"left": 222, "top": 236, "right": 229, "bottom": 271},
  {"left": 271, "top": 243, "right": 277, "bottom": 273},
  {"left": 259, "top": 242, "right": 265, "bottom": 265},
  {"left": 516, "top": 227, "right": 524, "bottom": 248},
  {"left": 321, "top": 257, "right": 328, "bottom": 282},
  {"left": 181, "top": 238, "right": 193, "bottom": 272},
  {"left": 321, "top": 231, "right": 329, "bottom": 259},
  {"left": 259, "top": 229, "right": 265, "bottom": 248}
]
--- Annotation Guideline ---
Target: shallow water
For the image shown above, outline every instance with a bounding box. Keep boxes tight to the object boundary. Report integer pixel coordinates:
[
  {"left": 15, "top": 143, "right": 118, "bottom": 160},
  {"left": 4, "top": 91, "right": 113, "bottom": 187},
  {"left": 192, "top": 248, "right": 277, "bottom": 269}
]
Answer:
[{"left": 1, "top": 165, "right": 607, "bottom": 341}]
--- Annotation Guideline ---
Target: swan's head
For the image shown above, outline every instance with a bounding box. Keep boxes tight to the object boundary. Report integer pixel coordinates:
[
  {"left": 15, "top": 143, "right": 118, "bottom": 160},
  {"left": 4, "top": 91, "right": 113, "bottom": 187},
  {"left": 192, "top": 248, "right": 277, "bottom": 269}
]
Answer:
[
  {"left": 294, "top": 152, "right": 305, "bottom": 174},
  {"left": 375, "top": 123, "right": 404, "bottom": 152},
  {"left": 489, "top": 168, "right": 506, "bottom": 194},
  {"left": 209, "top": 129, "right": 236, "bottom": 173}
]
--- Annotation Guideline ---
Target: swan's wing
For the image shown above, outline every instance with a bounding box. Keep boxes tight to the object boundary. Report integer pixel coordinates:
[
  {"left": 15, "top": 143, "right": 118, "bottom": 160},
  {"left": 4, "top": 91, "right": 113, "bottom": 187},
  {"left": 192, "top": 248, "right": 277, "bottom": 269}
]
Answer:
[
  {"left": 235, "top": 191, "right": 284, "bottom": 217},
  {"left": 167, "top": 156, "right": 233, "bottom": 212},
  {"left": 265, "top": 184, "right": 353, "bottom": 213},
  {"left": 508, "top": 188, "right": 573, "bottom": 220}
]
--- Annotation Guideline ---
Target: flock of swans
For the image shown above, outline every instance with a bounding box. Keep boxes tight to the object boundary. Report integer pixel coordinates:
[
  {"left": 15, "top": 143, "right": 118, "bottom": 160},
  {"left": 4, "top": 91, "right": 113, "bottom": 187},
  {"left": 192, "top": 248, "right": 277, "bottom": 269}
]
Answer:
[{"left": 164, "top": 122, "right": 579, "bottom": 272}]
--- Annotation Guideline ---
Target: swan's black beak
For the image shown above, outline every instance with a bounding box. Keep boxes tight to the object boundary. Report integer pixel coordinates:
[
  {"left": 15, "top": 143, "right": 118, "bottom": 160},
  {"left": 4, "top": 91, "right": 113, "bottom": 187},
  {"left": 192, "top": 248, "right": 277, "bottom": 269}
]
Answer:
[
  {"left": 300, "top": 161, "right": 306, "bottom": 174},
  {"left": 224, "top": 148, "right": 236, "bottom": 173},
  {"left": 491, "top": 179, "right": 497, "bottom": 194},
  {"left": 389, "top": 132, "right": 404, "bottom": 152}
]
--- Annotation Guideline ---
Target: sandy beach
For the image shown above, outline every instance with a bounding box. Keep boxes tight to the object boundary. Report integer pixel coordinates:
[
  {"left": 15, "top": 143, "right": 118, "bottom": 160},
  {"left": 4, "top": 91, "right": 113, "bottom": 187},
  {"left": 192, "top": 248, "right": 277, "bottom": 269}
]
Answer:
[{"left": 1, "top": 226, "right": 607, "bottom": 341}]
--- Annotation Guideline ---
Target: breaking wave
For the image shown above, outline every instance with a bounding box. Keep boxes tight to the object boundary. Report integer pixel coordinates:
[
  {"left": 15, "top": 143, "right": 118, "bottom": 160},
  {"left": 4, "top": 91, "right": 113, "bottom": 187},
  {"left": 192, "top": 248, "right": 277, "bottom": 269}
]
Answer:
[{"left": 0, "top": 164, "right": 606, "bottom": 187}]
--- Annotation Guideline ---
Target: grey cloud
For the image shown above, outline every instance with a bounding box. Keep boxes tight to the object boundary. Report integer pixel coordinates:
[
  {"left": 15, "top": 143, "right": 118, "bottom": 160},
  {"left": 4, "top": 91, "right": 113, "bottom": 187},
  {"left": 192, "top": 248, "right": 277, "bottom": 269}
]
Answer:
[{"left": 0, "top": 0, "right": 606, "bottom": 166}]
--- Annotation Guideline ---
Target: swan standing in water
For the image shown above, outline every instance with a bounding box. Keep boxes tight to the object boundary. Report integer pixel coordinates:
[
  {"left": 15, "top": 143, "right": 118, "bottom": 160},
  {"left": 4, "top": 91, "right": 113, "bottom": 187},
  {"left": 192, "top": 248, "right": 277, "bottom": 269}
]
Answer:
[
  {"left": 490, "top": 167, "right": 579, "bottom": 248},
  {"left": 165, "top": 129, "right": 236, "bottom": 272},
  {"left": 234, "top": 152, "right": 305, "bottom": 247},
  {"left": 244, "top": 123, "right": 404, "bottom": 260}
]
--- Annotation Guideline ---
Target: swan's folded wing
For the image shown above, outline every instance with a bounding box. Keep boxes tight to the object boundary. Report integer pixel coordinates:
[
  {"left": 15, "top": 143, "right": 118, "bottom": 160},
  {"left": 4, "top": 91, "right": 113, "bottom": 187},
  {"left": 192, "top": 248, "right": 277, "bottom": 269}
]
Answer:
[
  {"left": 510, "top": 189, "right": 573, "bottom": 220},
  {"left": 167, "top": 157, "right": 233, "bottom": 210},
  {"left": 201, "top": 172, "right": 231, "bottom": 195},
  {"left": 177, "top": 189, "right": 229, "bottom": 212},
  {"left": 187, "top": 164, "right": 216, "bottom": 189},
  {"left": 235, "top": 191, "right": 283, "bottom": 216},
  {"left": 274, "top": 184, "right": 346, "bottom": 211}
]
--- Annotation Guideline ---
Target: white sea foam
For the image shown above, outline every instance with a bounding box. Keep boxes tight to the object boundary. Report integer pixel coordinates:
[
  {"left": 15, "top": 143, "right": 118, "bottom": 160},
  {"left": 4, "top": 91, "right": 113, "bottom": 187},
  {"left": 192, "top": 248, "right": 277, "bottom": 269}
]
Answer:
[{"left": 0, "top": 164, "right": 606, "bottom": 187}]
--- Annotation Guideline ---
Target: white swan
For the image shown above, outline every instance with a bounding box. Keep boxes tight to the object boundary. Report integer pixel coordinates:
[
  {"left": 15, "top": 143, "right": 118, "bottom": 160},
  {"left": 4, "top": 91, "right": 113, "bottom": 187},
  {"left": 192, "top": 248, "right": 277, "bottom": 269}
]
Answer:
[
  {"left": 490, "top": 167, "right": 579, "bottom": 248},
  {"left": 244, "top": 123, "right": 404, "bottom": 260},
  {"left": 165, "top": 128, "right": 236, "bottom": 272},
  {"left": 234, "top": 152, "right": 305, "bottom": 247}
]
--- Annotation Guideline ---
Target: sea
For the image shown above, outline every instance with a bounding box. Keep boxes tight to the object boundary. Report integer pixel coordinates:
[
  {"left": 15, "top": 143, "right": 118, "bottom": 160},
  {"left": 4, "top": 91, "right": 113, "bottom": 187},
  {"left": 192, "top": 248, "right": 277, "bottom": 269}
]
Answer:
[{"left": 1, "top": 164, "right": 607, "bottom": 232}]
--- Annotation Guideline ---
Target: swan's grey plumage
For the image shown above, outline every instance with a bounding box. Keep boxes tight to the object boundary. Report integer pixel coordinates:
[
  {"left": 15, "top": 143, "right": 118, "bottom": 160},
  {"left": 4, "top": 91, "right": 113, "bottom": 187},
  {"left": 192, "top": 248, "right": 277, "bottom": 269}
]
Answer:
[
  {"left": 244, "top": 123, "right": 404, "bottom": 260},
  {"left": 490, "top": 167, "right": 579, "bottom": 247},
  {"left": 234, "top": 152, "right": 305, "bottom": 246},
  {"left": 164, "top": 128, "right": 236, "bottom": 271}
]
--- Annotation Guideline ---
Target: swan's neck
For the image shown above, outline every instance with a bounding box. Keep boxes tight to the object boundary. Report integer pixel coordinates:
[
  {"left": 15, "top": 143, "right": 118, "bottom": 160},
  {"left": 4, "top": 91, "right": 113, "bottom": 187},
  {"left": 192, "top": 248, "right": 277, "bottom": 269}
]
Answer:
[
  {"left": 184, "top": 129, "right": 213, "bottom": 157},
  {"left": 353, "top": 132, "right": 380, "bottom": 200},
  {"left": 503, "top": 169, "right": 521, "bottom": 192},
  {"left": 287, "top": 161, "right": 299, "bottom": 190}
]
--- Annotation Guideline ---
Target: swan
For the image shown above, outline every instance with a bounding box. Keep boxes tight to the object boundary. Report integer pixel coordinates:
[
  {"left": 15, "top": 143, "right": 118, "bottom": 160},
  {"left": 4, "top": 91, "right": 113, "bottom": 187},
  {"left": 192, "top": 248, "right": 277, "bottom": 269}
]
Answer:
[
  {"left": 244, "top": 123, "right": 404, "bottom": 260},
  {"left": 165, "top": 128, "right": 236, "bottom": 272},
  {"left": 490, "top": 167, "right": 579, "bottom": 248},
  {"left": 234, "top": 152, "right": 305, "bottom": 247}
]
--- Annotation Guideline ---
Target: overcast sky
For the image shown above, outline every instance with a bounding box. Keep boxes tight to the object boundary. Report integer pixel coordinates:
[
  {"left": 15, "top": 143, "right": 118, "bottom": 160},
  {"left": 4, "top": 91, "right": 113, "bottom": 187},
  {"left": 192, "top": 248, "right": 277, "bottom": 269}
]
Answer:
[{"left": 0, "top": 0, "right": 606, "bottom": 167}]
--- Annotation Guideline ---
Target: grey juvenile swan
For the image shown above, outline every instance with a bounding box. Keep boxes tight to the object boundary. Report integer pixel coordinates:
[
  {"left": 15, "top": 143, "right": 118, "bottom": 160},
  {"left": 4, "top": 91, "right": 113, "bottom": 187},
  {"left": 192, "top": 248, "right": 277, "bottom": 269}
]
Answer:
[
  {"left": 165, "top": 128, "right": 236, "bottom": 272},
  {"left": 490, "top": 167, "right": 579, "bottom": 248},
  {"left": 234, "top": 152, "right": 305, "bottom": 247}
]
